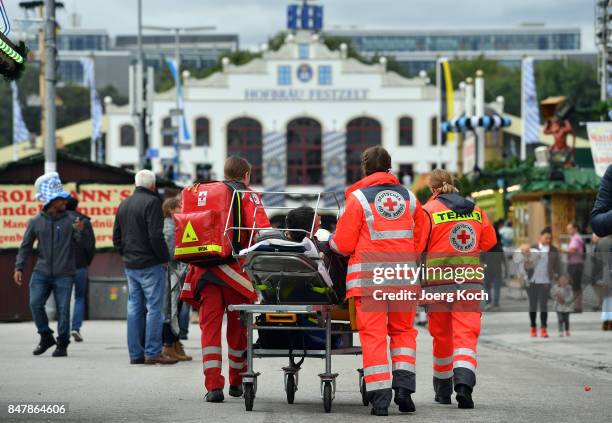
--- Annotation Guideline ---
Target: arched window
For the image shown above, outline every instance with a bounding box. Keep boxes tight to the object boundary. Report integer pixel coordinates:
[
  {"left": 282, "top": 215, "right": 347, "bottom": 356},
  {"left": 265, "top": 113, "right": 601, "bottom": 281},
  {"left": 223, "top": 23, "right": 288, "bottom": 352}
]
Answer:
[
  {"left": 120, "top": 124, "right": 135, "bottom": 147},
  {"left": 227, "top": 118, "right": 263, "bottom": 184},
  {"left": 195, "top": 117, "right": 210, "bottom": 147},
  {"left": 430, "top": 116, "right": 447, "bottom": 146},
  {"left": 162, "top": 117, "right": 173, "bottom": 147},
  {"left": 346, "top": 117, "right": 382, "bottom": 184},
  {"left": 398, "top": 116, "right": 413, "bottom": 146},
  {"left": 287, "top": 117, "right": 322, "bottom": 185}
]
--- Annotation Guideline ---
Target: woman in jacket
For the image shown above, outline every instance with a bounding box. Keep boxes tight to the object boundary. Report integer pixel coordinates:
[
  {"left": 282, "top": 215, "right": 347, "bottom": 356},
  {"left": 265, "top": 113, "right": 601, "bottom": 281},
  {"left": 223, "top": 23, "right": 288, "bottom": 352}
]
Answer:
[
  {"left": 331, "top": 146, "right": 428, "bottom": 416},
  {"left": 161, "top": 196, "right": 192, "bottom": 361}
]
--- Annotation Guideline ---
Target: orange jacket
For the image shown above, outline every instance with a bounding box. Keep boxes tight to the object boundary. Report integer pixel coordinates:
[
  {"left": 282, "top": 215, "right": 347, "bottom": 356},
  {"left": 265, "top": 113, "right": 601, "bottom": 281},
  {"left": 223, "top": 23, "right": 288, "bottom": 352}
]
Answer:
[
  {"left": 422, "top": 193, "right": 496, "bottom": 292},
  {"left": 330, "top": 172, "right": 428, "bottom": 298},
  {"left": 184, "top": 189, "right": 270, "bottom": 303}
]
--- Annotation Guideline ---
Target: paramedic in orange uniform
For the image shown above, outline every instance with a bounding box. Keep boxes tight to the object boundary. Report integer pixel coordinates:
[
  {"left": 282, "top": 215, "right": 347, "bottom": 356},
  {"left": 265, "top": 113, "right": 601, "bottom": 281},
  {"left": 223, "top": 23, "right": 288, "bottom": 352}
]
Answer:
[
  {"left": 185, "top": 156, "right": 270, "bottom": 403},
  {"left": 422, "top": 169, "right": 496, "bottom": 409},
  {"left": 331, "top": 147, "right": 428, "bottom": 416}
]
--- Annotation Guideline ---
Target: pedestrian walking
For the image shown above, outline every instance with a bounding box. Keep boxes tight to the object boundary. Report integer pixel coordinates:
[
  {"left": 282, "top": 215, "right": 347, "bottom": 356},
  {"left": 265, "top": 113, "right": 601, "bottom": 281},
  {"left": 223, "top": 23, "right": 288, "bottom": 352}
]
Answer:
[
  {"left": 66, "top": 196, "right": 96, "bottom": 342},
  {"left": 113, "top": 170, "right": 176, "bottom": 365},
  {"left": 519, "top": 228, "right": 561, "bottom": 338},
  {"left": 591, "top": 164, "right": 612, "bottom": 237},
  {"left": 484, "top": 221, "right": 506, "bottom": 311},
  {"left": 161, "top": 196, "right": 192, "bottom": 362},
  {"left": 331, "top": 146, "right": 428, "bottom": 416},
  {"left": 422, "top": 169, "right": 497, "bottom": 409},
  {"left": 550, "top": 275, "right": 574, "bottom": 337},
  {"left": 564, "top": 222, "right": 584, "bottom": 313},
  {"left": 183, "top": 156, "right": 270, "bottom": 403},
  {"left": 595, "top": 235, "right": 612, "bottom": 330},
  {"left": 14, "top": 172, "right": 87, "bottom": 357}
]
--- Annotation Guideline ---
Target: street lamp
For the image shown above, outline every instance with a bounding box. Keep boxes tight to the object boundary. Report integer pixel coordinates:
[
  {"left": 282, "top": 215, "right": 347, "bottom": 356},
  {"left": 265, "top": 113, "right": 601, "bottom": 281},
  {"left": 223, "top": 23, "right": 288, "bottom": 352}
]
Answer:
[{"left": 141, "top": 24, "right": 215, "bottom": 182}]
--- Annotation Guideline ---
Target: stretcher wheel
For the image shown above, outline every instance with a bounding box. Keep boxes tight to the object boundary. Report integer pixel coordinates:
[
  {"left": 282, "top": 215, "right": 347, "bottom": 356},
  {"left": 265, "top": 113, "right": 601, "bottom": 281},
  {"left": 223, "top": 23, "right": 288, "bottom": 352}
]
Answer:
[
  {"left": 286, "top": 374, "right": 296, "bottom": 404},
  {"left": 323, "top": 382, "right": 332, "bottom": 413},
  {"left": 360, "top": 378, "right": 369, "bottom": 406},
  {"left": 244, "top": 383, "right": 255, "bottom": 411}
]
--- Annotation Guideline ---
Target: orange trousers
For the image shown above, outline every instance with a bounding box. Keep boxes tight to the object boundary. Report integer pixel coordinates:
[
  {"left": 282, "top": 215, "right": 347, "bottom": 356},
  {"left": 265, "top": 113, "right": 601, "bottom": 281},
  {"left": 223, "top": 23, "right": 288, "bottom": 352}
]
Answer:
[
  {"left": 355, "top": 297, "right": 417, "bottom": 408},
  {"left": 428, "top": 311, "right": 481, "bottom": 394},
  {"left": 199, "top": 283, "right": 249, "bottom": 392}
]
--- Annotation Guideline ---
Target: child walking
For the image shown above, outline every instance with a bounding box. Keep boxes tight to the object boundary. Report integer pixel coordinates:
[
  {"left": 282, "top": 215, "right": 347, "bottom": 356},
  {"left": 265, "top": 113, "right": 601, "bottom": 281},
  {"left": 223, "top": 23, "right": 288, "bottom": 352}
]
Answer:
[{"left": 550, "top": 275, "right": 574, "bottom": 337}]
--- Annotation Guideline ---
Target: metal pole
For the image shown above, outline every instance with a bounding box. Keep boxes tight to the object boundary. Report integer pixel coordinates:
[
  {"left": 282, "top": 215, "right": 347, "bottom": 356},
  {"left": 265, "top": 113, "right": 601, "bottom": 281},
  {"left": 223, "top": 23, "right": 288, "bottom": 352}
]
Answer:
[
  {"left": 475, "top": 70, "right": 485, "bottom": 170},
  {"left": 601, "top": 1, "right": 609, "bottom": 102},
  {"left": 44, "top": 0, "right": 56, "bottom": 173},
  {"left": 137, "top": 0, "right": 145, "bottom": 169},
  {"left": 174, "top": 28, "right": 181, "bottom": 181},
  {"left": 435, "top": 58, "right": 442, "bottom": 169}
]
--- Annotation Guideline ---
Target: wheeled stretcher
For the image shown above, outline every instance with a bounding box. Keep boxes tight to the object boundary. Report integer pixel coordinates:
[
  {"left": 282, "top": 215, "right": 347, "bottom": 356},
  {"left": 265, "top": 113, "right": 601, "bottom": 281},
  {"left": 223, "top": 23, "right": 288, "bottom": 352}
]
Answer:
[{"left": 225, "top": 191, "right": 367, "bottom": 413}]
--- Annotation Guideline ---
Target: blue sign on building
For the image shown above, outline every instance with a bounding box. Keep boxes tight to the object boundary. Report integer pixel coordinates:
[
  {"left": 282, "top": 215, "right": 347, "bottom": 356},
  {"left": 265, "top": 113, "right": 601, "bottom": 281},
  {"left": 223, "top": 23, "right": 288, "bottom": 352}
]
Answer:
[
  {"left": 287, "top": 2, "right": 323, "bottom": 31},
  {"left": 297, "top": 64, "right": 313, "bottom": 82}
]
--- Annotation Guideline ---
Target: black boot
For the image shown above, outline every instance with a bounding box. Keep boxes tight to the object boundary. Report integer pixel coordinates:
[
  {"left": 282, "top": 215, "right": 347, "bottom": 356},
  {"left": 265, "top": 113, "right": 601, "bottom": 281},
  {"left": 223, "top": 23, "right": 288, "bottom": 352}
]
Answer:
[
  {"left": 205, "top": 389, "right": 224, "bottom": 403},
  {"left": 455, "top": 384, "right": 474, "bottom": 409},
  {"left": 370, "top": 407, "right": 388, "bottom": 416},
  {"left": 52, "top": 341, "right": 68, "bottom": 357},
  {"left": 395, "top": 388, "right": 415, "bottom": 412},
  {"left": 33, "top": 332, "right": 56, "bottom": 356},
  {"left": 229, "top": 385, "right": 243, "bottom": 398},
  {"left": 435, "top": 394, "right": 452, "bottom": 405}
]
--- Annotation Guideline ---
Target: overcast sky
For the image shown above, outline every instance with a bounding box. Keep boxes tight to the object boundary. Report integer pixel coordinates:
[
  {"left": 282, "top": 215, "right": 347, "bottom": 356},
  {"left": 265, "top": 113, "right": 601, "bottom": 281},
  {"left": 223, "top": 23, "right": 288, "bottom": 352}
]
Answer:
[{"left": 4, "top": 0, "right": 597, "bottom": 51}]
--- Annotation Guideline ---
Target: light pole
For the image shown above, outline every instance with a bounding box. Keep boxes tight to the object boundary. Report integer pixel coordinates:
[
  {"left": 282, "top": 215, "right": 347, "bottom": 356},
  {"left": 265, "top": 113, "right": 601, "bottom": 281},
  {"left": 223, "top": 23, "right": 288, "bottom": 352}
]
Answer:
[
  {"left": 141, "top": 24, "right": 215, "bottom": 182},
  {"left": 43, "top": 0, "right": 56, "bottom": 173}
]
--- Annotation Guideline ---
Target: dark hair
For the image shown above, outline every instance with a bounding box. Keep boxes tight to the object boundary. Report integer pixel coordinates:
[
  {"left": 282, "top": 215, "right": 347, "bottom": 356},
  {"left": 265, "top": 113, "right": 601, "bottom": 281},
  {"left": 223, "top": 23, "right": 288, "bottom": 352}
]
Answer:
[
  {"left": 569, "top": 221, "right": 579, "bottom": 230},
  {"left": 66, "top": 196, "right": 78, "bottom": 211},
  {"left": 541, "top": 227, "right": 552, "bottom": 236},
  {"left": 224, "top": 156, "right": 251, "bottom": 181},
  {"left": 361, "top": 146, "right": 391, "bottom": 176},
  {"left": 285, "top": 206, "right": 316, "bottom": 242}
]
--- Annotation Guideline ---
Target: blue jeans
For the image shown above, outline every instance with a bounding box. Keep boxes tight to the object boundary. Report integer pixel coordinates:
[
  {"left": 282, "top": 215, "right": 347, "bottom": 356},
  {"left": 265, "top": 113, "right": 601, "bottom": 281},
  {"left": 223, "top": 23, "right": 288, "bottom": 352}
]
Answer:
[
  {"left": 29, "top": 272, "right": 73, "bottom": 345},
  {"left": 125, "top": 264, "right": 165, "bottom": 359},
  {"left": 179, "top": 302, "right": 190, "bottom": 337},
  {"left": 71, "top": 267, "right": 88, "bottom": 331}
]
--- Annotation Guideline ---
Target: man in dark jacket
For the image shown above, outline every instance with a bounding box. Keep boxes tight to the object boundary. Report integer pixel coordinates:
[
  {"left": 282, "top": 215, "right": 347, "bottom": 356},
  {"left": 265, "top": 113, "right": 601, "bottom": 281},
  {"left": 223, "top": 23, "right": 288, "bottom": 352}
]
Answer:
[
  {"left": 66, "top": 197, "right": 96, "bottom": 342},
  {"left": 592, "top": 165, "right": 612, "bottom": 237},
  {"left": 113, "top": 170, "right": 175, "bottom": 365},
  {"left": 14, "top": 172, "right": 86, "bottom": 357}
]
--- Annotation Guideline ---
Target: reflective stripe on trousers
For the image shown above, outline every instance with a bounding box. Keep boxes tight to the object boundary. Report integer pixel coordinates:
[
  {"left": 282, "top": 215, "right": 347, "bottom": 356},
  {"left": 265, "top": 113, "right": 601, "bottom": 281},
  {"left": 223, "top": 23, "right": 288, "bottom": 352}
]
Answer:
[{"left": 363, "top": 364, "right": 392, "bottom": 391}]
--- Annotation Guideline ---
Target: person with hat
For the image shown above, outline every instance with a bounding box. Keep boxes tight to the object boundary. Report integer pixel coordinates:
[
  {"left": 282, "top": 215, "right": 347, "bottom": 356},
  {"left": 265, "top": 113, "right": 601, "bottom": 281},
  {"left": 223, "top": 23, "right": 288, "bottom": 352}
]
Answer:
[{"left": 14, "top": 172, "right": 87, "bottom": 357}]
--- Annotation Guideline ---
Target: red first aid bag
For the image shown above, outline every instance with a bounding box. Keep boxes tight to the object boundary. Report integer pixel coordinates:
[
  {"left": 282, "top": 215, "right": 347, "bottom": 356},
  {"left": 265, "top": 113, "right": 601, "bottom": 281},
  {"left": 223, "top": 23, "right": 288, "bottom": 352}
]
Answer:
[{"left": 173, "top": 181, "right": 243, "bottom": 266}]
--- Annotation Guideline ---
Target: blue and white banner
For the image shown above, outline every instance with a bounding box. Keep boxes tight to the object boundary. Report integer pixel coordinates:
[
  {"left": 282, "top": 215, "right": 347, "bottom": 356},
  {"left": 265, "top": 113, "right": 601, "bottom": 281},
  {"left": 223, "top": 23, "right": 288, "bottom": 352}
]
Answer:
[
  {"left": 521, "top": 57, "right": 540, "bottom": 159},
  {"left": 262, "top": 131, "right": 286, "bottom": 207},
  {"left": 11, "top": 81, "right": 29, "bottom": 146},
  {"left": 322, "top": 131, "right": 346, "bottom": 208},
  {"left": 165, "top": 58, "right": 191, "bottom": 142},
  {"left": 80, "top": 58, "right": 103, "bottom": 162}
]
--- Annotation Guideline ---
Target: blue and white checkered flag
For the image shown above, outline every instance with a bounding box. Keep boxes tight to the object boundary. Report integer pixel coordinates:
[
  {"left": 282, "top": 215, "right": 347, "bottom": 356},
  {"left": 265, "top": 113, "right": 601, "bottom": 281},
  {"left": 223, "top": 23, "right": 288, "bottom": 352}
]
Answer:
[
  {"left": 165, "top": 58, "right": 191, "bottom": 141},
  {"left": 521, "top": 57, "right": 540, "bottom": 158},
  {"left": 11, "top": 81, "right": 30, "bottom": 145}
]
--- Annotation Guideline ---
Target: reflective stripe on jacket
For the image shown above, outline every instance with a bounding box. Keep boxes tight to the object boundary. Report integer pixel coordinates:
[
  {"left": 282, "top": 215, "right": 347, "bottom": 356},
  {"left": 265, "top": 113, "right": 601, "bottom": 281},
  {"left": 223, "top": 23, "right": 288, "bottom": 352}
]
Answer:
[
  {"left": 422, "top": 194, "right": 497, "bottom": 295},
  {"left": 331, "top": 172, "right": 428, "bottom": 298}
]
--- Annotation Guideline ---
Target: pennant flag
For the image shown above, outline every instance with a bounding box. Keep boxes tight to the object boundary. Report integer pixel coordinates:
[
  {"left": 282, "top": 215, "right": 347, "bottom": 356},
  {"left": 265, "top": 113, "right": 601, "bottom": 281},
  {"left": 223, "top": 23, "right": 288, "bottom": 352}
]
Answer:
[
  {"left": 11, "top": 81, "right": 30, "bottom": 146},
  {"left": 438, "top": 58, "right": 455, "bottom": 142},
  {"left": 165, "top": 58, "right": 191, "bottom": 142},
  {"left": 521, "top": 57, "right": 540, "bottom": 159},
  {"left": 80, "top": 58, "right": 103, "bottom": 161}
]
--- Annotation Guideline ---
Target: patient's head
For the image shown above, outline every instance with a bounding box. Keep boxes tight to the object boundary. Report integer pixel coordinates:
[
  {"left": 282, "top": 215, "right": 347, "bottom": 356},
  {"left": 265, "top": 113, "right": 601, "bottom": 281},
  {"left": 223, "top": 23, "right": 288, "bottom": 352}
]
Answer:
[{"left": 285, "top": 206, "right": 321, "bottom": 242}]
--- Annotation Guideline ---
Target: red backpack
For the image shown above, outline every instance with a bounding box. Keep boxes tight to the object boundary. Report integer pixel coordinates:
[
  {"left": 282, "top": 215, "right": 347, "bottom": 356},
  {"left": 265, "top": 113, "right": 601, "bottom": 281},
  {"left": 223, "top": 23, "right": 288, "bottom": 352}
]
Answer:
[{"left": 173, "top": 181, "right": 244, "bottom": 266}]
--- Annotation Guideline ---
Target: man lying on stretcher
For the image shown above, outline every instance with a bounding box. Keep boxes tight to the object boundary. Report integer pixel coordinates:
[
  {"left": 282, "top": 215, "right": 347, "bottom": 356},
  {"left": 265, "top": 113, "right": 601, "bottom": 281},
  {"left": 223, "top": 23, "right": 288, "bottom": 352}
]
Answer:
[{"left": 239, "top": 206, "right": 348, "bottom": 300}]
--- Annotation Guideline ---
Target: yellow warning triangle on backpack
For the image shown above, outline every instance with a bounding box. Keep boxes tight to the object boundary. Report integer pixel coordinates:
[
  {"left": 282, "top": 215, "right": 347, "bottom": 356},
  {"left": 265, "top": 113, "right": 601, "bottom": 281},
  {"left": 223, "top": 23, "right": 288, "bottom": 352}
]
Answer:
[{"left": 181, "top": 221, "right": 199, "bottom": 243}]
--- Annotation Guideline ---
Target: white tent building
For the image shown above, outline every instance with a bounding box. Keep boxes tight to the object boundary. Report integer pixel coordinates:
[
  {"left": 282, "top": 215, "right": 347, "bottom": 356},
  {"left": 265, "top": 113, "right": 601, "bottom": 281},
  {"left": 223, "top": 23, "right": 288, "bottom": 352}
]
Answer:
[{"left": 105, "top": 30, "right": 458, "bottom": 199}]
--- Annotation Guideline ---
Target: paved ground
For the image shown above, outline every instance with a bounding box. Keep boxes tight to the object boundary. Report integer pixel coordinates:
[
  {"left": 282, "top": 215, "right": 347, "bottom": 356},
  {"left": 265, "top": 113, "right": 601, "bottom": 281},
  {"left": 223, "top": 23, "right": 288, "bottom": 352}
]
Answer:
[{"left": 1, "top": 309, "right": 611, "bottom": 422}]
